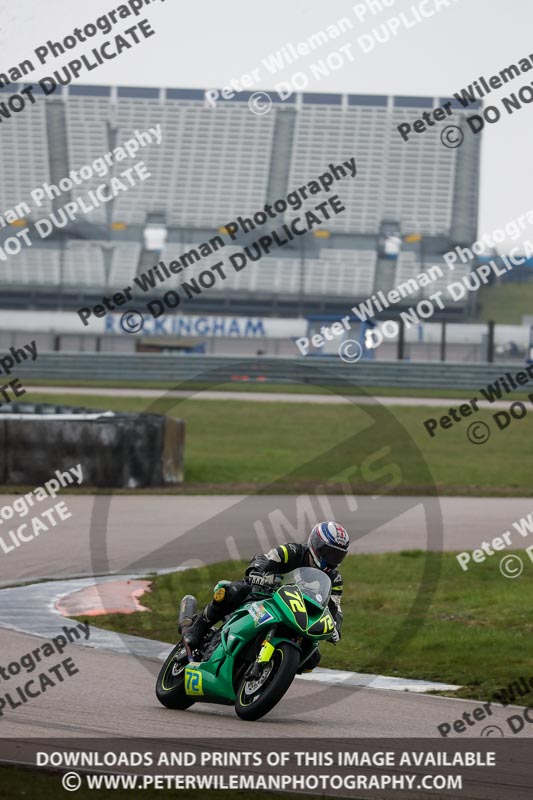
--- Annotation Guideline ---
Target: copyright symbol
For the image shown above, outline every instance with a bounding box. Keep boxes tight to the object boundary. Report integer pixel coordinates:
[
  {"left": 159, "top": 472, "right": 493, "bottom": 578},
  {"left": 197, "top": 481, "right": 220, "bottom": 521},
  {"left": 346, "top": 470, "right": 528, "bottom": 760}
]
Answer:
[
  {"left": 339, "top": 340, "right": 363, "bottom": 364},
  {"left": 481, "top": 725, "right": 505, "bottom": 737},
  {"left": 62, "top": 772, "right": 82, "bottom": 791},
  {"left": 120, "top": 310, "right": 144, "bottom": 334},
  {"left": 248, "top": 92, "right": 272, "bottom": 116},
  {"left": 441, "top": 125, "right": 464, "bottom": 149},
  {"left": 500, "top": 555, "right": 523, "bottom": 579},
  {"left": 467, "top": 421, "right": 490, "bottom": 445}
]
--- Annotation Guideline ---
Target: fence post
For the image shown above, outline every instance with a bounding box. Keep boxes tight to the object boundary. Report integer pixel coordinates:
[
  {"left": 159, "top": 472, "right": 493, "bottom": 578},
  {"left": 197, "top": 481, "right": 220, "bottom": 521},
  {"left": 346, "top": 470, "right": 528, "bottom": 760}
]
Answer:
[
  {"left": 487, "top": 320, "right": 495, "bottom": 363},
  {"left": 397, "top": 318, "right": 405, "bottom": 360}
]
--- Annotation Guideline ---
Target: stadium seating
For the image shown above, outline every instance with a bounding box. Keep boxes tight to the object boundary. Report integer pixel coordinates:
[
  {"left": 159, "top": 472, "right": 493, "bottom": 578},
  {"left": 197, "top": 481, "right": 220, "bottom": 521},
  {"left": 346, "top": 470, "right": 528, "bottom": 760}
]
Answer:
[
  {"left": 157, "top": 244, "right": 376, "bottom": 297},
  {"left": 311, "top": 249, "right": 377, "bottom": 296},
  {"left": 109, "top": 242, "right": 142, "bottom": 285},
  {"left": 63, "top": 241, "right": 106, "bottom": 286},
  {"left": 0, "top": 86, "right": 480, "bottom": 311},
  {"left": 109, "top": 98, "right": 274, "bottom": 228},
  {"left": 0, "top": 102, "right": 52, "bottom": 218},
  {"left": 288, "top": 102, "right": 388, "bottom": 235},
  {"left": 1, "top": 248, "right": 60, "bottom": 286},
  {"left": 395, "top": 250, "right": 472, "bottom": 299},
  {"left": 66, "top": 97, "right": 113, "bottom": 225}
]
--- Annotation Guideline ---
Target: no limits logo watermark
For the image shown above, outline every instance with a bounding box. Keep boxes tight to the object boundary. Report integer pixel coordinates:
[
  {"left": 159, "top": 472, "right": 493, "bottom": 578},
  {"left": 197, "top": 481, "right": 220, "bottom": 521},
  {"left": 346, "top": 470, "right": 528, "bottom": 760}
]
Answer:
[{"left": 88, "top": 363, "right": 444, "bottom": 720}]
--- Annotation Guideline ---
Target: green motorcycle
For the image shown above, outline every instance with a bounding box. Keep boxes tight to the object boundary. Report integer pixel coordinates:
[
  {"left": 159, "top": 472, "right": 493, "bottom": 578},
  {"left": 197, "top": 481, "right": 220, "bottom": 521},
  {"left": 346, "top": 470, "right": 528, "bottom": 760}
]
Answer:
[{"left": 156, "top": 567, "right": 335, "bottom": 721}]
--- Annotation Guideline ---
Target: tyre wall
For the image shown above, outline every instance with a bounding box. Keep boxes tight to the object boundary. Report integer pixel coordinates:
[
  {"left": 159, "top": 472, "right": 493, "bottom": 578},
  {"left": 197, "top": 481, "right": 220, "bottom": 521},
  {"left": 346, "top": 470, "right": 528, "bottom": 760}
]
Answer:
[{"left": 0, "top": 403, "right": 185, "bottom": 488}]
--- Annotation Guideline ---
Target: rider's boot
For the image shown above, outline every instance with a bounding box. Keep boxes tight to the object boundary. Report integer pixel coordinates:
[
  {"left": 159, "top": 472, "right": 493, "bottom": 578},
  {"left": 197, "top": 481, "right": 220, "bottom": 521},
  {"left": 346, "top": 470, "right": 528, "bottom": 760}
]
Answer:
[
  {"left": 184, "top": 581, "right": 241, "bottom": 651},
  {"left": 183, "top": 612, "right": 211, "bottom": 650}
]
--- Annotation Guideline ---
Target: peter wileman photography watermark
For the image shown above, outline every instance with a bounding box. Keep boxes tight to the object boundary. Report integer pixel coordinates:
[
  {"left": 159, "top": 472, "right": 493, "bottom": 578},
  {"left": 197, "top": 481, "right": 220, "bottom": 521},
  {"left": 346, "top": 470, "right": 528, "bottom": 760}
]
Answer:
[
  {"left": 455, "top": 506, "right": 533, "bottom": 577},
  {"left": 398, "top": 48, "right": 533, "bottom": 143},
  {"left": 76, "top": 159, "right": 357, "bottom": 328},
  {"left": 0, "top": 127, "right": 160, "bottom": 263},
  {"left": 295, "top": 211, "right": 533, "bottom": 359},
  {"left": 0, "top": 464, "right": 83, "bottom": 556},
  {"left": 438, "top": 673, "right": 533, "bottom": 737},
  {"left": 204, "top": 0, "right": 461, "bottom": 112},
  {"left": 422, "top": 366, "right": 533, "bottom": 440},
  {"left": 0, "top": 339, "right": 38, "bottom": 407},
  {"left": 0, "top": 0, "right": 166, "bottom": 122},
  {"left": 0, "top": 622, "right": 89, "bottom": 717}
]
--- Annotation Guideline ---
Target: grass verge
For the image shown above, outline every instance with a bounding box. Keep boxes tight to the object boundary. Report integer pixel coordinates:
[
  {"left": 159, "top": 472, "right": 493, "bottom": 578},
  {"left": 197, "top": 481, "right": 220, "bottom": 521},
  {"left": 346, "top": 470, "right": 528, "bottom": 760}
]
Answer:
[
  {"left": 475, "top": 283, "right": 533, "bottom": 324},
  {"left": 16, "top": 391, "right": 533, "bottom": 495},
  {"left": 81, "top": 553, "right": 533, "bottom": 707}
]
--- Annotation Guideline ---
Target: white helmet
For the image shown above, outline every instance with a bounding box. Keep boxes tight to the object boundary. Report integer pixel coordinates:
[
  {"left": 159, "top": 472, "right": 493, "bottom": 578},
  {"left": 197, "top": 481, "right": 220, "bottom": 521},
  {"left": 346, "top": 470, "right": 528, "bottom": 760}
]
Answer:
[{"left": 308, "top": 522, "right": 350, "bottom": 572}]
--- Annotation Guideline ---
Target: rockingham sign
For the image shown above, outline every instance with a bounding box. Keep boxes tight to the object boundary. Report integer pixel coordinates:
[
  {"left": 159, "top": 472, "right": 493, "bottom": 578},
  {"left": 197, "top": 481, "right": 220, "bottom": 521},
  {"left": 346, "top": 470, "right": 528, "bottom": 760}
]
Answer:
[{"left": 1, "top": 310, "right": 306, "bottom": 340}]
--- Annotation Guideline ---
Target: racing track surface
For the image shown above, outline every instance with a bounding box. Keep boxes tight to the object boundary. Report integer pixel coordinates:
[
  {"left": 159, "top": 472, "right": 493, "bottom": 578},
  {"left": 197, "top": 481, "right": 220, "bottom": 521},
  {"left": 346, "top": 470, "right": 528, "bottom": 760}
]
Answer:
[
  {"left": 1, "top": 626, "right": 529, "bottom": 741},
  {"left": 0, "top": 495, "right": 531, "bottom": 587},
  {"left": 28, "top": 385, "right": 519, "bottom": 408},
  {"left": 0, "top": 495, "right": 532, "bottom": 743}
]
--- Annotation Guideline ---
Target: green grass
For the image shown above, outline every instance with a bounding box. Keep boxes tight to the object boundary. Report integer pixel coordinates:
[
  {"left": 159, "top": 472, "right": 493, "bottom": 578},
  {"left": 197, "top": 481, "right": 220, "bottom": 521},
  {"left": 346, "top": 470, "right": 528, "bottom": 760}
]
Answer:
[
  {"left": 83, "top": 553, "right": 533, "bottom": 706},
  {"left": 0, "top": 767, "right": 316, "bottom": 800},
  {"left": 475, "top": 282, "right": 533, "bottom": 324},
  {"left": 17, "top": 390, "right": 533, "bottom": 495}
]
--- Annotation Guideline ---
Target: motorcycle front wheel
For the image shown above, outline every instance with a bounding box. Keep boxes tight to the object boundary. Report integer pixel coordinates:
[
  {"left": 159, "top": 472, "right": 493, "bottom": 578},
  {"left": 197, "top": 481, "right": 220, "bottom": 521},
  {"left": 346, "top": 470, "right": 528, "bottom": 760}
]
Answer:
[
  {"left": 235, "top": 642, "right": 300, "bottom": 721},
  {"left": 155, "top": 643, "right": 195, "bottom": 710}
]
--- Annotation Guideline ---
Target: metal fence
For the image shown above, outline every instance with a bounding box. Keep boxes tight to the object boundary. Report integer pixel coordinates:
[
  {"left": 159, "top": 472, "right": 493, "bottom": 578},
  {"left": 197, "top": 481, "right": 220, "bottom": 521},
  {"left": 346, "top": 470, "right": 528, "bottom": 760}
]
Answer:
[{"left": 15, "top": 353, "right": 532, "bottom": 391}]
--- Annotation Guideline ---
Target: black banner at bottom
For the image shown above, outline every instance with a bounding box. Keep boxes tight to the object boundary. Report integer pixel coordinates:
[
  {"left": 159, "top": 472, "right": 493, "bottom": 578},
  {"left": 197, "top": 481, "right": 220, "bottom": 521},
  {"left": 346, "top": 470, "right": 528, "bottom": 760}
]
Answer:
[{"left": 1, "top": 738, "right": 532, "bottom": 799}]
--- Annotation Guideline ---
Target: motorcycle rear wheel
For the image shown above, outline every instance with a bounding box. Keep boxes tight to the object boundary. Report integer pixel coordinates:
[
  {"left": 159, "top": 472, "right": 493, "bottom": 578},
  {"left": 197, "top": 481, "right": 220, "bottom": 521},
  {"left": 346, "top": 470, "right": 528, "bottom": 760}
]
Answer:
[
  {"left": 156, "top": 643, "right": 195, "bottom": 710},
  {"left": 235, "top": 642, "right": 299, "bottom": 721}
]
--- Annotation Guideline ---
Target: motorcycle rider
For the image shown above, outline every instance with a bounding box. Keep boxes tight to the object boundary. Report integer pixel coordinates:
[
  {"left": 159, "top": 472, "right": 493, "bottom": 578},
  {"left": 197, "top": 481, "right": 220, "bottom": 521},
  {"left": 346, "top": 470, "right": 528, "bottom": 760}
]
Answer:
[{"left": 184, "top": 521, "right": 350, "bottom": 670}]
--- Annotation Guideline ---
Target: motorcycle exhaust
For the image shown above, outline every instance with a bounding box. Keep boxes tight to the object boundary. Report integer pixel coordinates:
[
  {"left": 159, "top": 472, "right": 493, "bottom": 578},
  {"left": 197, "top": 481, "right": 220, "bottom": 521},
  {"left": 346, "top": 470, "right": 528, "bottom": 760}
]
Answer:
[{"left": 178, "top": 595, "right": 197, "bottom": 634}]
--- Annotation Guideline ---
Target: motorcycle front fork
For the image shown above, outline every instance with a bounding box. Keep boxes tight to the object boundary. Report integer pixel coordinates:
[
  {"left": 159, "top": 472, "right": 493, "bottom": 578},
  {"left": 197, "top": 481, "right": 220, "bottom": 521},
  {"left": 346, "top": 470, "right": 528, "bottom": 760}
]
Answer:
[{"left": 250, "top": 625, "right": 277, "bottom": 678}]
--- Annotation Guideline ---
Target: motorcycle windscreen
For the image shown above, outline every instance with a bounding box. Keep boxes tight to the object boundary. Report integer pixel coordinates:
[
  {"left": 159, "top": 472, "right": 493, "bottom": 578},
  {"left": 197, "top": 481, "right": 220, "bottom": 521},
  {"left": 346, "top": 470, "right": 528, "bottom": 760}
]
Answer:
[{"left": 281, "top": 567, "right": 332, "bottom": 610}]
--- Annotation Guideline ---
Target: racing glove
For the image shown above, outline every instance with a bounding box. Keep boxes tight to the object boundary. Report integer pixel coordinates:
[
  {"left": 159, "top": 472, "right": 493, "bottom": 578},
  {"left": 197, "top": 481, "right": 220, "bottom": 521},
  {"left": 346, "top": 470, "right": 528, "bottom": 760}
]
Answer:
[
  {"left": 329, "top": 627, "right": 341, "bottom": 644},
  {"left": 247, "top": 572, "right": 279, "bottom": 587}
]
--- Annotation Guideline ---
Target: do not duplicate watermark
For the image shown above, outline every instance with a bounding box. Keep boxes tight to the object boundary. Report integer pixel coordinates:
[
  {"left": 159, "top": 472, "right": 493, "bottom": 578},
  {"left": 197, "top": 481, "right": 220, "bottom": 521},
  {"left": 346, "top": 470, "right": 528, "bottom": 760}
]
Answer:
[
  {"left": 0, "top": 340, "right": 38, "bottom": 408},
  {"left": 205, "top": 0, "right": 461, "bottom": 112},
  {"left": 77, "top": 160, "right": 356, "bottom": 328},
  {"left": 0, "top": 464, "right": 83, "bottom": 556},
  {"left": 399, "top": 48, "right": 533, "bottom": 145},
  {"left": 0, "top": 622, "right": 90, "bottom": 717}
]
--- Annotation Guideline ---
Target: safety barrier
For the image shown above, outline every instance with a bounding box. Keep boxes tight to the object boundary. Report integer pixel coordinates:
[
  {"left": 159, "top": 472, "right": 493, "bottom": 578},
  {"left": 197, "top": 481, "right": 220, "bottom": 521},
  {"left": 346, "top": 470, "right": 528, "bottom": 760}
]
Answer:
[
  {"left": 14, "top": 352, "right": 528, "bottom": 391},
  {"left": 0, "top": 402, "right": 185, "bottom": 488}
]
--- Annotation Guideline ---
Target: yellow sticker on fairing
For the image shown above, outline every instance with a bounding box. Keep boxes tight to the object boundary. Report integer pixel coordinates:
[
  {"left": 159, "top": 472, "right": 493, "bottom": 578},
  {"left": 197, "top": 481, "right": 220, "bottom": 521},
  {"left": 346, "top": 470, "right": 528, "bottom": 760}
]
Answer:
[{"left": 184, "top": 668, "right": 204, "bottom": 696}]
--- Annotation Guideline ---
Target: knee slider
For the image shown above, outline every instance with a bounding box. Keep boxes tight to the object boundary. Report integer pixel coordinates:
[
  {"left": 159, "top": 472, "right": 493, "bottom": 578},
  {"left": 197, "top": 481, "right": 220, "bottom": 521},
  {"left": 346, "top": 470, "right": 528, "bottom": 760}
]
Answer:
[{"left": 212, "top": 580, "right": 231, "bottom": 603}]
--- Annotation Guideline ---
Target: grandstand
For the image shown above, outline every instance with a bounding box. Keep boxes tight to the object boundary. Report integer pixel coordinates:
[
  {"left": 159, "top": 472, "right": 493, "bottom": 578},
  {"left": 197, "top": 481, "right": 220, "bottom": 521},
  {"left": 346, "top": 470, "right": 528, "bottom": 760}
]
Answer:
[{"left": 0, "top": 85, "right": 482, "bottom": 318}]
